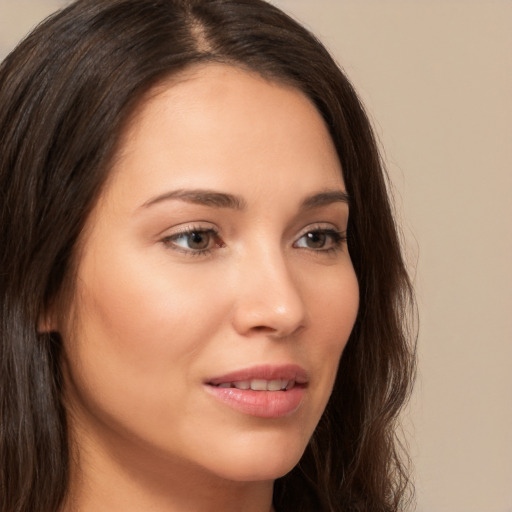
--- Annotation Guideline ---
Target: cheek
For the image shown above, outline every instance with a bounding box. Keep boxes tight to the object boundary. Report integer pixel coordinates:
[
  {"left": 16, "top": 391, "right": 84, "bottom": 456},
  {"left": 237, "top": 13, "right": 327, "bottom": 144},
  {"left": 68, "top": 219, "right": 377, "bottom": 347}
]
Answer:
[
  {"left": 300, "top": 264, "right": 359, "bottom": 418},
  {"left": 320, "top": 269, "right": 358, "bottom": 355},
  {"left": 309, "top": 264, "right": 359, "bottom": 348},
  {"left": 72, "top": 251, "right": 221, "bottom": 372},
  {"left": 60, "top": 249, "right": 224, "bottom": 431}
]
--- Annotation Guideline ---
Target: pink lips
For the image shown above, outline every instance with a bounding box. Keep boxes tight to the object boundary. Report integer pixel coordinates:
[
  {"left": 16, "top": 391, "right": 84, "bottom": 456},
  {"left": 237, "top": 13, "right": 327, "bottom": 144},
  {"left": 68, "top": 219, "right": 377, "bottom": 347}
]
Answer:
[{"left": 204, "top": 364, "right": 308, "bottom": 418}]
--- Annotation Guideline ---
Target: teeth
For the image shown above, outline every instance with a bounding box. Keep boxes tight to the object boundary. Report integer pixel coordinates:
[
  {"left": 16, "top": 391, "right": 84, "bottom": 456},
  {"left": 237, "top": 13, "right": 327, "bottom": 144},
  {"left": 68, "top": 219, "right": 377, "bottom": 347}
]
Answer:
[
  {"left": 250, "top": 379, "right": 267, "bottom": 391},
  {"left": 233, "top": 380, "right": 250, "bottom": 390},
  {"left": 215, "top": 379, "right": 295, "bottom": 391},
  {"left": 267, "top": 379, "right": 284, "bottom": 391}
]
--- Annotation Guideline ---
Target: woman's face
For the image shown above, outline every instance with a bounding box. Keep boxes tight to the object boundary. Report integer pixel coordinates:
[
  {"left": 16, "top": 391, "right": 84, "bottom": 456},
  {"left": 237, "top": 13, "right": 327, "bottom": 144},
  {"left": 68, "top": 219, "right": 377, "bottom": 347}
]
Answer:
[{"left": 58, "top": 64, "right": 359, "bottom": 484}]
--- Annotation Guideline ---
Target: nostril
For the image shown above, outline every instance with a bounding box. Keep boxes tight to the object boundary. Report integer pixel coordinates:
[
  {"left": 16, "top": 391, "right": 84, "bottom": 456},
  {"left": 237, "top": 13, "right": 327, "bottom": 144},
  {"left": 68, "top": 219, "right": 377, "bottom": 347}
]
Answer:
[{"left": 252, "top": 325, "right": 276, "bottom": 333}]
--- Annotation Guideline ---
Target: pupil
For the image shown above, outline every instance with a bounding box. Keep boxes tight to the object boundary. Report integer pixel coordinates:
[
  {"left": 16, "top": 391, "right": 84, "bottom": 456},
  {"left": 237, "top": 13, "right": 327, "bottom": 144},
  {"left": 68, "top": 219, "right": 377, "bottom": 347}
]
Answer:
[
  {"left": 189, "top": 232, "right": 209, "bottom": 249},
  {"left": 307, "top": 232, "right": 326, "bottom": 248}
]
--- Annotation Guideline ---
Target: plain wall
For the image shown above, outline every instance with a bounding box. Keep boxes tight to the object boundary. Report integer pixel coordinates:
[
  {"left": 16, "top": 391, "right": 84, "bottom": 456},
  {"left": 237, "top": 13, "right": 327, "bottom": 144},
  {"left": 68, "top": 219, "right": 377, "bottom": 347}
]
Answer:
[{"left": 1, "top": 1, "right": 511, "bottom": 511}]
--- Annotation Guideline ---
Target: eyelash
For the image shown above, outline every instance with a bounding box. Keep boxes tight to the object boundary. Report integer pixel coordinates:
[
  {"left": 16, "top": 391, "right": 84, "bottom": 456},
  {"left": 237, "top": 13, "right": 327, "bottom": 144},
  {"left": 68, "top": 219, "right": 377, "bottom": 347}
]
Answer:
[{"left": 161, "top": 225, "right": 347, "bottom": 256}]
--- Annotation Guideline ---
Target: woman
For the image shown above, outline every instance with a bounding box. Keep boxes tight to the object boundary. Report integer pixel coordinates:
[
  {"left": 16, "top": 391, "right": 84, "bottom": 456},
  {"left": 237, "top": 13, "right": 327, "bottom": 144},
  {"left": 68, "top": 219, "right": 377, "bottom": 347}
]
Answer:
[{"left": 0, "top": 0, "right": 416, "bottom": 511}]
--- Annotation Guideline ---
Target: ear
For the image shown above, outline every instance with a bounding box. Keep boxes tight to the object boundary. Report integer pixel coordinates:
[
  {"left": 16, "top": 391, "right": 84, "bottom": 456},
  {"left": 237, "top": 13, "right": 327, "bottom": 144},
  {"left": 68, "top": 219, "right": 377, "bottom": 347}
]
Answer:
[{"left": 37, "top": 304, "right": 59, "bottom": 334}]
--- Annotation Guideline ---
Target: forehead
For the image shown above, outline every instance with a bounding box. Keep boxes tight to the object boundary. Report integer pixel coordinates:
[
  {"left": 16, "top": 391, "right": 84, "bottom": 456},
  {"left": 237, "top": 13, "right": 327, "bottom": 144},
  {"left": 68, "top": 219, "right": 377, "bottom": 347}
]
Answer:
[{"left": 103, "top": 63, "right": 344, "bottom": 206}]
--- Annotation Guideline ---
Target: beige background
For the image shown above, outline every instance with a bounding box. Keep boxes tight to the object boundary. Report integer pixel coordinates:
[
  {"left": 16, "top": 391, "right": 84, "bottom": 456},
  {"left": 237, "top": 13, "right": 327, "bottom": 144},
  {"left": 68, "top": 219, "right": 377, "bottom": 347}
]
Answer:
[{"left": 1, "top": 1, "right": 511, "bottom": 511}]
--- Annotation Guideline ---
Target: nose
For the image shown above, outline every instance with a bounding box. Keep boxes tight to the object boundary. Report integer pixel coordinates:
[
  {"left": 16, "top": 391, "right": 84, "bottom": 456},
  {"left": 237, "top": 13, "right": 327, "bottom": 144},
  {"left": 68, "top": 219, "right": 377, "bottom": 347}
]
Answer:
[{"left": 231, "top": 247, "right": 307, "bottom": 338}]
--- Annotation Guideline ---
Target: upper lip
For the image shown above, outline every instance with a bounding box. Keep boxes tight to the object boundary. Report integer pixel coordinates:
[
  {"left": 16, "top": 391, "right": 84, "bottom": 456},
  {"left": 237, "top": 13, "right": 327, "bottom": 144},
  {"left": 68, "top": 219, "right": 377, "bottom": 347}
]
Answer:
[{"left": 206, "top": 364, "right": 309, "bottom": 386}]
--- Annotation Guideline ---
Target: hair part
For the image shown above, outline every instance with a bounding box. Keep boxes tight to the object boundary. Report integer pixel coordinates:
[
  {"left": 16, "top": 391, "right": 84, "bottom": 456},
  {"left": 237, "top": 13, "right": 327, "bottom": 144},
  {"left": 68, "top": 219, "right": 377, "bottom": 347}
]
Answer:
[{"left": 0, "top": 1, "right": 416, "bottom": 511}]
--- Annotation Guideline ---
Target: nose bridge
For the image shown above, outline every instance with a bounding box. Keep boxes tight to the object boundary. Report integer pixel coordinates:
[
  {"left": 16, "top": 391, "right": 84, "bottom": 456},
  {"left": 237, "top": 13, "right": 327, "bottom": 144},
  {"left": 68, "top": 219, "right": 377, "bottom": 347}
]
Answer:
[{"left": 232, "top": 241, "right": 307, "bottom": 337}]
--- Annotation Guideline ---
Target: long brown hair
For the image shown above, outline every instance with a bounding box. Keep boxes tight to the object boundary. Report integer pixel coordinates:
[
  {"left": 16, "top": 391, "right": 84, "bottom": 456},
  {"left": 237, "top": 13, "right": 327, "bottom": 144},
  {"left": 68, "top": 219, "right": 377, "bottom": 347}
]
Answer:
[{"left": 0, "top": 1, "right": 416, "bottom": 510}]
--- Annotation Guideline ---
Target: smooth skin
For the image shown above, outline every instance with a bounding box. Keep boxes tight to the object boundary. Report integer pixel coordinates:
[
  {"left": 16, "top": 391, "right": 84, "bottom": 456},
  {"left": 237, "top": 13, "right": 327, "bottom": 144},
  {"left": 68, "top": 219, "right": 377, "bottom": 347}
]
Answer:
[{"left": 52, "top": 64, "right": 359, "bottom": 512}]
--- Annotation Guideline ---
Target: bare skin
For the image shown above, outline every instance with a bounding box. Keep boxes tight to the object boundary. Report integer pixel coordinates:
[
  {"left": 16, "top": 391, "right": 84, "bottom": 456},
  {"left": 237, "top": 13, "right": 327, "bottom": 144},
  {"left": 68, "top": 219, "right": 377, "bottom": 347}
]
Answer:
[{"left": 52, "top": 64, "right": 359, "bottom": 512}]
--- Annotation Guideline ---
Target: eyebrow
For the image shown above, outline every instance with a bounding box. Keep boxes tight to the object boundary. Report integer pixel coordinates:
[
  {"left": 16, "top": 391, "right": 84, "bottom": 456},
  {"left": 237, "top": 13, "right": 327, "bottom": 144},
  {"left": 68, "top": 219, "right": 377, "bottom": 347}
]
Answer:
[
  {"left": 140, "top": 188, "right": 349, "bottom": 211},
  {"left": 300, "top": 190, "right": 350, "bottom": 210},
  {"left": 141, "top": 189, "right": 247, "bottom": 210}
]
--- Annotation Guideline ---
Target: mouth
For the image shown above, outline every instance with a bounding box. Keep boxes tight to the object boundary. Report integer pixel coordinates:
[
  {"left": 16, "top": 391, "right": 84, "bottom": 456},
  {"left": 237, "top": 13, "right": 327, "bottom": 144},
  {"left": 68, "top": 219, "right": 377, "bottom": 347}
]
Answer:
[
  {"left": 204, "top": 364, "right": 308, "bottom": 418},
  {"left": 206, "top": 364, "right": 308, "bottom": 389},
  {"left": 210, "top": 379, "right": 298, "bottom": 391}
]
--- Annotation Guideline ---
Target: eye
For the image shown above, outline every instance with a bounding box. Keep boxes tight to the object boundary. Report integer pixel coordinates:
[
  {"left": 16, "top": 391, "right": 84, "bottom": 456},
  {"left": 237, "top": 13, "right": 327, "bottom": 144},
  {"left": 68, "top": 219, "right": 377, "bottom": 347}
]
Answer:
[
  {"left": 162, "top": 227, "right": 224, "bottom": 254},
  {"left": 294, "top": 228, "right": 346, "bottom": 251}
]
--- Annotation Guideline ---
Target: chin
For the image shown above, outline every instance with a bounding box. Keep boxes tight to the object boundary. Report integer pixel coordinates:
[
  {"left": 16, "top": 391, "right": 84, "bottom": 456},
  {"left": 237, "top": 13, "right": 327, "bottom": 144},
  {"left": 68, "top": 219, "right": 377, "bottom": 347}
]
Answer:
[
  {"left": 197, "top": 429, "right": 309, "bottom": 483},
  {"left": 214, "top": 457, "right": 300, "bottom": 483}
]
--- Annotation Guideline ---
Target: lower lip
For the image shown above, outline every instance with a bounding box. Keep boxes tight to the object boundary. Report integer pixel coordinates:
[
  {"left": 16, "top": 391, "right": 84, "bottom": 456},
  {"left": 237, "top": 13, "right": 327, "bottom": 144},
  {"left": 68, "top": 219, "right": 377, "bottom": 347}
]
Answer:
[{"left": 204, "top": 385, "right": 305, "bottom": 418}]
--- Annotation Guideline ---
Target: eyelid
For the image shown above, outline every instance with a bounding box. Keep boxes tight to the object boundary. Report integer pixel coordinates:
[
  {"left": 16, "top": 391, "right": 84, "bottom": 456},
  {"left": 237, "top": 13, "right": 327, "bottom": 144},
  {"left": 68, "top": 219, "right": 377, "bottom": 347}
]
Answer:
[
  {"left": 161, "top": 221, "right": 217, "bottom": 236},
  {"left": 294, "top": 222, "right": 345, "bottom": 239}
]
